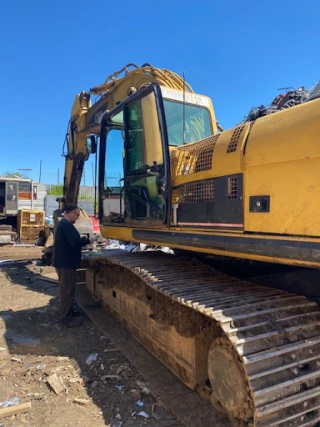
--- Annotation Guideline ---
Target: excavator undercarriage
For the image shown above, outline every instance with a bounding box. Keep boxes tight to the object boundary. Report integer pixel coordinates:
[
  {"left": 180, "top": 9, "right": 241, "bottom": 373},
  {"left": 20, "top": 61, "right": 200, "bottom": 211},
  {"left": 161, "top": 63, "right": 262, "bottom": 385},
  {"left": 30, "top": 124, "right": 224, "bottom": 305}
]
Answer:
[{"left": 82, "top": 249, "right": 320, "bottom": 427}]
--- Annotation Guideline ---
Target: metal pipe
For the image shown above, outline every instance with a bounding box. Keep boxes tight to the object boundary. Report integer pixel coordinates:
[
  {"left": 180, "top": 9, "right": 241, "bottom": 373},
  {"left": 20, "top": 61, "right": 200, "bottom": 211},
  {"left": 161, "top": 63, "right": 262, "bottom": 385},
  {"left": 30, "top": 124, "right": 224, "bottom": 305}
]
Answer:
[{"left": 31, "top": 181, "right": 33, "bottom": 209}]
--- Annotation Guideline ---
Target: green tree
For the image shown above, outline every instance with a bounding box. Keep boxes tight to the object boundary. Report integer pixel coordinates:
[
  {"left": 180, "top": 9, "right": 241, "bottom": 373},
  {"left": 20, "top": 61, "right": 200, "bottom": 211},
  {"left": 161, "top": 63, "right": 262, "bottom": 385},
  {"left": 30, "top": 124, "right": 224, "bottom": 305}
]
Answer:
[
  {"left": 2, "top": 171, "right": 29, "bottom": 179},
  {"left": 47, "top": 185, "right": 64, "bottom": 196}
]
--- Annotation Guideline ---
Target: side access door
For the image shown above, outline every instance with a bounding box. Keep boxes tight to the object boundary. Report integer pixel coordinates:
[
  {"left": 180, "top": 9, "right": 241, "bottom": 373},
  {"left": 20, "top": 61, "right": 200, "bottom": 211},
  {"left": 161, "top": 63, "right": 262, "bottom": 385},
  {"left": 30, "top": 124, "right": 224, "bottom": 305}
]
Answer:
[
  {"left": 5, "top": 182, "right": 18, "bottom": 215},
  {"left": 100, "top": 83, "right": 171, "bottom": 228}
]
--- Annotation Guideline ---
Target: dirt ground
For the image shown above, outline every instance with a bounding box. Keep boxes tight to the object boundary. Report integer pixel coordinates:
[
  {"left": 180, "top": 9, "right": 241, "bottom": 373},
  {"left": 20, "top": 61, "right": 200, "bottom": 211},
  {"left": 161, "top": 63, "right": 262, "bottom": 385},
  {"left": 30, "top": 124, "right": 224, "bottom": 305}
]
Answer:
[{"left": 0, "top": 246, "right": 183, "bottom": 427}]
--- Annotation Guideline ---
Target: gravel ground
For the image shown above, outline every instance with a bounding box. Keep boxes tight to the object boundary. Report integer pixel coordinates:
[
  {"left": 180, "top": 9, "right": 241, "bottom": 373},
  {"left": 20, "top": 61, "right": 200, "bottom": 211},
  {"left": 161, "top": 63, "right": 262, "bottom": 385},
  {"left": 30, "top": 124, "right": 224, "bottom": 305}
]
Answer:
[{"left": 0, "top": 251, "right": 183, "bottom": 427}]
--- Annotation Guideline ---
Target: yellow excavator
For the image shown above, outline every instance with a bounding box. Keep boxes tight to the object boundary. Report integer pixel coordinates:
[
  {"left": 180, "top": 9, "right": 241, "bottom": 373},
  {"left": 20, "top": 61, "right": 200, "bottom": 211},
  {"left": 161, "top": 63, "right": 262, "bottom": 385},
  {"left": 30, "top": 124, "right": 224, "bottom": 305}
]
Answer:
[{"left": 60, "top": 63, "right": 320, "bottom": 426}]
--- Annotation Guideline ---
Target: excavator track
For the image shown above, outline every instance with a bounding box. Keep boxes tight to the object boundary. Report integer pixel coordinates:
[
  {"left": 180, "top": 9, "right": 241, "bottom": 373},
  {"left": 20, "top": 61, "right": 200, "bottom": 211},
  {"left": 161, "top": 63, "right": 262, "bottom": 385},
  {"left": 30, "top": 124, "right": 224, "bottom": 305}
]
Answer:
[{"left": 83, "top": 249, "right": 320, "bottom": 427}]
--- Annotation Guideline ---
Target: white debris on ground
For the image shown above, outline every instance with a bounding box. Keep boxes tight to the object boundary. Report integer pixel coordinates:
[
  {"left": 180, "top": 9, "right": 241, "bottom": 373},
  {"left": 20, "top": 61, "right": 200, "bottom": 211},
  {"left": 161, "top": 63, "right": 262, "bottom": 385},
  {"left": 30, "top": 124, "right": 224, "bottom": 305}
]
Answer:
[{"left": 106, "top": 240, "right": 174, "bottom": 254}]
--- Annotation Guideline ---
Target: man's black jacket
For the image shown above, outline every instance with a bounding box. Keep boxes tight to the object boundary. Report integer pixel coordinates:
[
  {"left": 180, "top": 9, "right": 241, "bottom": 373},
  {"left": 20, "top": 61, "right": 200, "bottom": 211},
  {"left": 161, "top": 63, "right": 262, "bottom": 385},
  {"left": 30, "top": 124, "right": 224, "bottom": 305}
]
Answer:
[{"left": 52, "top": 218, "right": 90, "bottom": 269}]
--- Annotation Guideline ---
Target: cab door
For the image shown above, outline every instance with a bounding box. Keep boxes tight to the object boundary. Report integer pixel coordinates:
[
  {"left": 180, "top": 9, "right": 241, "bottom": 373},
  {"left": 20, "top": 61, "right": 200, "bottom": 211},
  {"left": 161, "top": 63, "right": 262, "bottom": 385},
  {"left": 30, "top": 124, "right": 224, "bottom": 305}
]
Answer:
[
  {"left": 123, "top": 85, "right": 170, "bottom": 227},
  {"left": 99, "top": 83, "right": 170, "bottom": 228}
]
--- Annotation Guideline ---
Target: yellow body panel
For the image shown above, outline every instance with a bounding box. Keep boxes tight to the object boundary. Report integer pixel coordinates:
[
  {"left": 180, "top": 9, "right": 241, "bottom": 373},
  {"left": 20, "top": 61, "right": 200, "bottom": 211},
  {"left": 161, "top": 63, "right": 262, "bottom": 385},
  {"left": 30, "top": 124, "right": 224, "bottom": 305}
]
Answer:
[
  {"left": 244, "top": 98, "right": 320, "bottom": 236},
  {"left": 210, "top": 125, "right": 247, "bottom": 176},
  {"left": 245, "top": 158, "right": 320, "bottom": 236},
  {"left": 245, "top": 99, "right": 320, "bottom": 167}
]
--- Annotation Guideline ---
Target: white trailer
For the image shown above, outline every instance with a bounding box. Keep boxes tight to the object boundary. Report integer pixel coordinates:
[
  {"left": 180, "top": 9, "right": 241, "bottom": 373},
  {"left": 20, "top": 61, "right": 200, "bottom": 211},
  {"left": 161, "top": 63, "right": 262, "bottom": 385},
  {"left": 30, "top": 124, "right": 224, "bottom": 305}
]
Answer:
[{"left": 0, "top": 177, "right": 47, "bottom": 244}]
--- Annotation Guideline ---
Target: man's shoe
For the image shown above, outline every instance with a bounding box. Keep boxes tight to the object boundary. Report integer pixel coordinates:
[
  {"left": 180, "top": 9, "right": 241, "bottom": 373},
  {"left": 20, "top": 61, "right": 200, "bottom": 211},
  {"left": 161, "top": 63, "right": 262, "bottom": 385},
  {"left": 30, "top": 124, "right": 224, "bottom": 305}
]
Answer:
[
  {"left": 65, "top": 317, "right": 83, "bottom": 328},
  {"left": 73, "top": 310, "right": 83, "bottom": 317}
]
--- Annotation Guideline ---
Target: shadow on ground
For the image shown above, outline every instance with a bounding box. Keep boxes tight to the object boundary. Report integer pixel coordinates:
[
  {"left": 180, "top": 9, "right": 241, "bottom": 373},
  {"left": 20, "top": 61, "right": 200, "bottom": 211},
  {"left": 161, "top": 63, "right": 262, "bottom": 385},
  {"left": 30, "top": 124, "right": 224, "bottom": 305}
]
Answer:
[{"left": 0, "top": 261, "right": 178, "bottom": 427}]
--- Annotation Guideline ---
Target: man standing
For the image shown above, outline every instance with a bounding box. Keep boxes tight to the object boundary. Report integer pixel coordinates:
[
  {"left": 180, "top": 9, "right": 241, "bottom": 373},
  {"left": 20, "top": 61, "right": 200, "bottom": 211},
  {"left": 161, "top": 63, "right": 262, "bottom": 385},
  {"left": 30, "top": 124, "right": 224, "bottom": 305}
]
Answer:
[{"left": 53, "top": 206, "right": 94, "bottom": 328}]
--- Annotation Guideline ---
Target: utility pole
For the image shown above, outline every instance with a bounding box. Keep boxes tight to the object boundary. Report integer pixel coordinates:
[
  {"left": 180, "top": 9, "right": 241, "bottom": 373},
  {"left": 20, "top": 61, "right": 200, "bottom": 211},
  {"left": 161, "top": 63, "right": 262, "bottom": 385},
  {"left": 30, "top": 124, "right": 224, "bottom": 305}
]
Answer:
[{"left": 39, "top": 160, "right": 42, "bottom": 183}]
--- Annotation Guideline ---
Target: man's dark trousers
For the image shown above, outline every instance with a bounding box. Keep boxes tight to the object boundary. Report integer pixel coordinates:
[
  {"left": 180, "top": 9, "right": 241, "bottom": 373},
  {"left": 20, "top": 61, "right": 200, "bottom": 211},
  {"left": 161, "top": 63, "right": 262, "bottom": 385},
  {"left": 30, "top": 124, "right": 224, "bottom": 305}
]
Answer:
[
  {"left": 55, "top": 268, "right": 77, "bottom": 324},
  {"left": 52, "top": 217, "right": 90, "bottom": 325}
]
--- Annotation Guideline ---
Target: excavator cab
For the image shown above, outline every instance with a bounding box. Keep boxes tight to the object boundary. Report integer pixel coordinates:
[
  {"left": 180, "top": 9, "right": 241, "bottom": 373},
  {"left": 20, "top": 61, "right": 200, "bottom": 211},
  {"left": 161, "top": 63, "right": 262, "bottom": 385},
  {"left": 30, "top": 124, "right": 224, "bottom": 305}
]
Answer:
[{"left": 99, "top": 83, "right": 170, "bottom": 228}]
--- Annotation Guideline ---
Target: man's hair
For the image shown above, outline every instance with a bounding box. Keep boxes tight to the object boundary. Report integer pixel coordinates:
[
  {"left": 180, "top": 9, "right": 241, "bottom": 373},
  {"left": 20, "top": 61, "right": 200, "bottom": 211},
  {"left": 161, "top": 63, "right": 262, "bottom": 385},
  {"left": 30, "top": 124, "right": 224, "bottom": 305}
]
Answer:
[{"left": 65, "top": 205, "right": 79, "bottom": 214}]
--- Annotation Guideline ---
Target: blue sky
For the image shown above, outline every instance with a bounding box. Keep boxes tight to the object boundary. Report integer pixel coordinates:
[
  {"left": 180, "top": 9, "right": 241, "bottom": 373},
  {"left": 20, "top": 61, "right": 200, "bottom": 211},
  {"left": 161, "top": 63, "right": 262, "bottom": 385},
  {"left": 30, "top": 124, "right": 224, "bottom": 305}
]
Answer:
[{"left": 0, "top": 0, "right": 319, "bottom": 185}]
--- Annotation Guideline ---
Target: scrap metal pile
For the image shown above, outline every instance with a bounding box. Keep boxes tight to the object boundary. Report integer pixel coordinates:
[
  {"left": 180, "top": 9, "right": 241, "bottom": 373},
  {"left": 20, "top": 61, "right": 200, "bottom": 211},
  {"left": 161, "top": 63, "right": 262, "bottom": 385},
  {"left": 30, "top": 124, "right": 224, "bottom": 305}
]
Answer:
[{"left": 244, "top": 81, "right": 320, "bottom": 122}]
